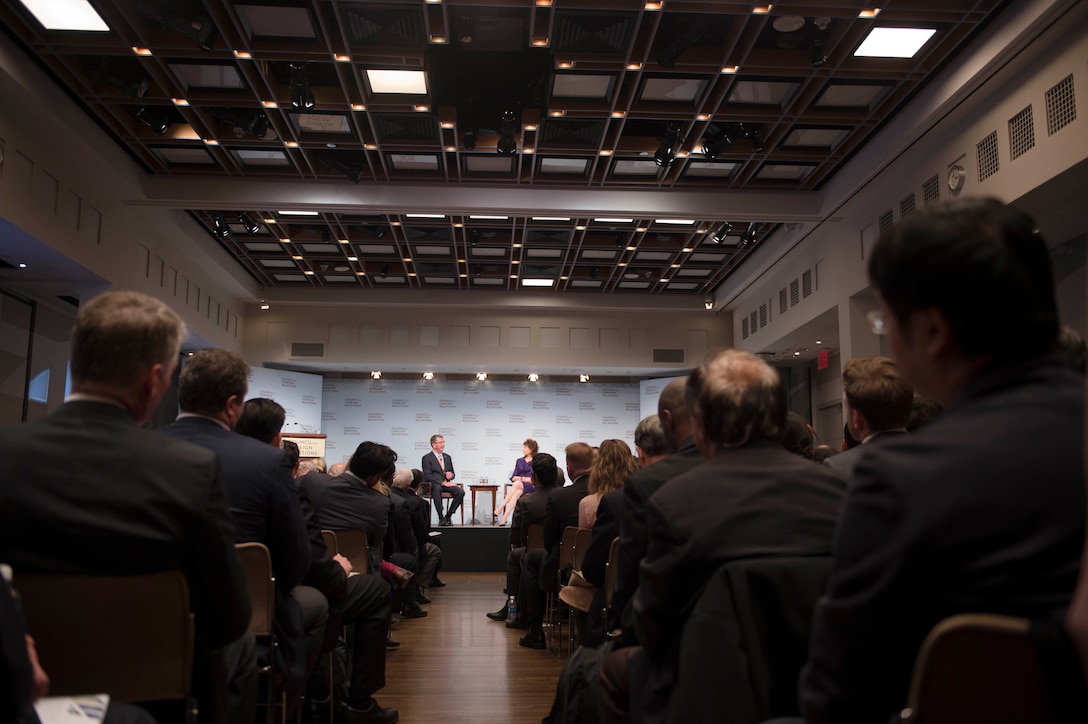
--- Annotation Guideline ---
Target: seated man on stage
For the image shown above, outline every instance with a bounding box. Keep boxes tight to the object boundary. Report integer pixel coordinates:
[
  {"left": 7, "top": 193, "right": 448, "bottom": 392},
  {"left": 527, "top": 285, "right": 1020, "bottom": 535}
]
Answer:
[{"left": 421, "top": 434, "right": 464, "bottom": 527}]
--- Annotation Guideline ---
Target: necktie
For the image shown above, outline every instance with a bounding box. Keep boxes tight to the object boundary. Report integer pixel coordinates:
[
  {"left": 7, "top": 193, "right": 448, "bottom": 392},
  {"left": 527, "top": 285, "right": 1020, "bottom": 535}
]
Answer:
[{"left": 438, "top": 453, "right": 444, "bottom": 470}]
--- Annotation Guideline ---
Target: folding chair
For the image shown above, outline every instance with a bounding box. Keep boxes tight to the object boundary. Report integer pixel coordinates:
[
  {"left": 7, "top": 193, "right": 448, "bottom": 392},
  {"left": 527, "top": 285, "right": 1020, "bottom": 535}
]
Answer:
[
  {"left": 330, "top": 529, "right": 369, "bottom": 575},
  {"left": 545, "top": 526, "right": 580, "bottom": 657},
  {"left": 235, "top": 542, "right": 289, "bottom": 724}
]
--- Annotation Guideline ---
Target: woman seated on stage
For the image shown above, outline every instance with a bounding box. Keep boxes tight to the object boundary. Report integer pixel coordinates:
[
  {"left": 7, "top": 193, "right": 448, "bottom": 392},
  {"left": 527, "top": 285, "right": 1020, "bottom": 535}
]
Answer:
[{"left": 495, "top": 438, "right": 538, "bottom": 525}]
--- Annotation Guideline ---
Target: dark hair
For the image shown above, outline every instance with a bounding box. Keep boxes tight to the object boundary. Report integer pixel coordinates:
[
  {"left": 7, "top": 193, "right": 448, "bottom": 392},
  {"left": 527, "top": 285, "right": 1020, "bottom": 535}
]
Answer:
[
  {"left": 235, "top": 398, "right": 285, "bottom": 444},
  {"left": 178, "top": 349, "right": 248, "bottom": 416},
  {"left": 686, "top": 349, "right": 786, "bottom": 448},
  {"left": 842, "top": 357, "right": 913, "bottom": 432},
  {"left": 781, "top": 411, "right": 815, "bottom": 459},
  {"left": 410, "top": 469, "right": 424, "bottom": 490},
  {"left": 531, "top": 452, "right": 559, "bottom": 487},
  {"left": 907, "top": 397, "right": 944, "bottom": 432},
  {"left": 523, "top": 438, "right": 539, "bottom": 455},
  {"left": 1056, "top": 325, "right": 1087, "bottom": 374},
  {"left": 281, "top": 439, "right": 300, "bottom": 471},
  {"left": 348, "top": 441, "right": 397, "bottom": 479},
  {"left": 869, "top": 197, "right": 1059, "bottom": 360}
]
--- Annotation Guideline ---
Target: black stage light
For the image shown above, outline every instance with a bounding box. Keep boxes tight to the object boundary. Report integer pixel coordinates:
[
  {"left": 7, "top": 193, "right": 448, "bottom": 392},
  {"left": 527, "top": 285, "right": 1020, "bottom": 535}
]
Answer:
[
  {"left": 701, "top": 126, "right": 734, "bottom": 160},
  {"left": 239, "top": 213, "right": 261, "bottom": 235},
  {"left": 741, "top": 222, "right": 758, "bottom": 246},
  {"left": 211, "top": 213, "right": 231, "bottom": 238},
  {"left": 710, "top": 222, "right": 733, "bottom": 244},
  {"left": 290, "top": 63, "right": 315, "bottom": 110},
  {"left": 655, "top": 121, "right": 682, "bottom": 167},
  {"left": 133, "top": 105, "right": 172, "bottom": 135},
  {"left": 496, "top": 111, "right": 517, "bottom": 156},
  {"left": 810, "top": 38, "right": 828, "bottom": 67},
  {"left": 463, "top": 131, "right": 476, "bottom": 150}
]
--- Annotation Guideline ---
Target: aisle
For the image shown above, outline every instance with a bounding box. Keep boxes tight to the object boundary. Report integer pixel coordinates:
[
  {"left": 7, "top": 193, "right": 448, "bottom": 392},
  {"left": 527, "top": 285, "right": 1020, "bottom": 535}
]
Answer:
[{"left": 378, "top": 572, "right": 566, "bottom": 723}]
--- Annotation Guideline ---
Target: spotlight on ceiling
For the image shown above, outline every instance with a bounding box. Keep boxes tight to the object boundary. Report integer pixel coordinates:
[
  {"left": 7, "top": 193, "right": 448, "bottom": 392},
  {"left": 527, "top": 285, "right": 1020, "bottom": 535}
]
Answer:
[
  {"left": 810, "top": 38, "right": 828, "bottom": 67},
  {"left": 259, "top": 299, "right": 270, "bottom": 310},
  {"left": 379, "top": 263, "right": 389, "bottom": 279},
  {"left": 701, "top": 126, "right": 734, "bottom": 160},
  {"left": 710, "top": 222, "right": 733, "bottom": 244},
  {"left": 289, "top": 62, "right": 315, "bottom": 109},
  {"left": 211, "top": 213, "right": 231, "bottom": 238},
  {"left": 422, "top": 371, "right": 435, "bottom": 380},
  {"left": 476, "top": 372, "right": 487, "bottom": 381},
  {"left": 496, "top": 111, "right": 517, "bottom": 156},
  {"left": 579, "top": 374, "right": 590, "bottom": 383},
  {"left": 371, "top": 371, "right": 381, "bottom": 380},
  {"left": 527, "top": 373, "right": 539, "bottom": 382},
  {"left": 741, "top": 222, "right": 758, "bottom": 246},
  {"left": 462, "top": 130, "right": 476, "bottom": 150},
  {"left": 654, "top": 121, "right": 682, "bottom": 167},
  {"left": 133, "top": 106, "right": 173, "bottom": 135},
  {"left": 239, "top": 213, "right": 261, "bottom": 235},
  {"left": 704, "top": 295, "right": 714, "bottom": 310},
  {"left": 738, "top": 123, "right": 766, "bottom": 153}
]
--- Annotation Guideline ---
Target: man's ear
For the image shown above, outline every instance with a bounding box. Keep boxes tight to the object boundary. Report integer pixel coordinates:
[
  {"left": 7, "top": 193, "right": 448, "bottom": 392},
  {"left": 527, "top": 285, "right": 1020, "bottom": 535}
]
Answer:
[
  {"left": 918, "top": 307, "right": 956, "bottom": 361},
  {"left": 272, "top": 431, "right": 283, "bottom": 447}
]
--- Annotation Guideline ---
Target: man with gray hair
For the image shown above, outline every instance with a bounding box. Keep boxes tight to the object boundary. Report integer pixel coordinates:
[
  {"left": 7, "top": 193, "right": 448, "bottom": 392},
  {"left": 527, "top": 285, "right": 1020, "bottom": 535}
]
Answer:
[{"left": 0, "top": 291, "right": 254, "bottom": 723}]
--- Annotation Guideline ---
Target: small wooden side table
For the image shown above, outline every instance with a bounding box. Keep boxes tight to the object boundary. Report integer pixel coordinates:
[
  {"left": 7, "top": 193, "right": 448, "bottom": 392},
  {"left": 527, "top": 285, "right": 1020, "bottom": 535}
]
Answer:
[{"left": 469, "top": 483, "right": 499, "bottom": 526}]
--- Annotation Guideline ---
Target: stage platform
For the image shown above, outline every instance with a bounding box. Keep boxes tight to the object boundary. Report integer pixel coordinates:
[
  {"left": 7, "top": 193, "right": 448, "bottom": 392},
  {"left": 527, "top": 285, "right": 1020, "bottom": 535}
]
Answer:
[{"left": 430, "top": 524, "right": 510, "bottom": 573}]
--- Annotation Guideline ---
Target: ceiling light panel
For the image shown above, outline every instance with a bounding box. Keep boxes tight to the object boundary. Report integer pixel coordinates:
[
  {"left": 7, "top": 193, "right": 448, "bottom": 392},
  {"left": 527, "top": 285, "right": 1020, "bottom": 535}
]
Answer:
[
  {"left": 366, "top": 69, "right": 428, "bottom": 94},
  {"left": 19, "top": 0, "right": 109, "bottom": 31},
  {"left": 855, "top": 28, "right": 937, "bottom": 58},
  {"left": 551, "top": 74, "right": 615, "bottom": 99},
  {"left": 639, "top": 77, "right": 706, "bottom": 103}
]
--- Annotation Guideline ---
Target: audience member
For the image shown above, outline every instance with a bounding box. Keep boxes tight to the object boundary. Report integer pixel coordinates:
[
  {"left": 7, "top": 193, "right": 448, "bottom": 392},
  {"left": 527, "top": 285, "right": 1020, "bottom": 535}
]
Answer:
[
  {"left": 811, "top": 444, "right": 839, "bottom": 463},
  {"left": 781, "top": 411, "right": 816, "bottom": 459},
  {"left": 422, "top": 434, "right": 464, "bottom": 526},
  {"left": 802, "top": 197, "right": 1086, "bottom": 723},
  {"left": 823, "top": 356, "right": 912, "bottom": 481},
  {"left": 282, "top": 439, "right": 301, "bottom": 476},
  {"left": 0, "top": 291, "right": 254, "bottom": 723},
  {"left": 598, "top": 349, "right": 846, "bottom": 723},
  {"left": 160, "top": 351, "right": 322, "bottom": 716},
  {"left": 235, "top": 399, "right": 395, "bottom": 724},
  {"left": 579, "top": 439, "right": 638, "bottom": 529},
  {"left": 329, "top": 461, "right": 348, "bottom": 476},
  {"left": 841, "top": 422, "right": 859, "bottom": 450},
  {"left": 413, "top": 468, "right": 446, "bottom": 589},
  {"left": 495, "top": 438, "right": 539, "bottom": 526},
  {"left": 390, "top": 469, "right": 442, "bottom": 603},
  {"left": 905, "top": 395, "right": 943, "bottom": 432},
  {"left": 486, "top": 453, "right": 562, "bottom": 625},
  {"left": 314, "top": 458, "right": 328, "bottom": 474},
  {"left": 518, "top": 443, "right": 594, "bottom": 649}
]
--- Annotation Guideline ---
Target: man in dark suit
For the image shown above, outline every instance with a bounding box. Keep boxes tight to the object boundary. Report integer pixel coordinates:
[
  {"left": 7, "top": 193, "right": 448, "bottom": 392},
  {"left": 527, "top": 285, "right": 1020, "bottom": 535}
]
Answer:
[
  {"left": 801, "top": 198, "right": 1087, "bottom": 724},
  {"left": 391, "top": 469, "right": 441, "bottom": 602},
  {"left": 421, "top": 434, "right": 463, "bottom": 526},
  {"left": 615, "top": 377, "right": 704, "bottom": 644},
  {"left": 159, "top": 349, "right": 323, "bottom": 718},
  {"left": 485, "top": 453, "right": 562, "bottom": 624},
  {"left": 518, "top": 443, "right": 594, "bottom": 649},
  {"left": 235, "top": 399, "right": 396, "bottom": 724},
  {"left": 598, "top": 349, "right": 846, "bottom": 723},
  {"left": 822, "top": 356, "right": 912, "bottom": 482},
  {"left": 0, "top": 291, "right": 254, "bottom": 724}
]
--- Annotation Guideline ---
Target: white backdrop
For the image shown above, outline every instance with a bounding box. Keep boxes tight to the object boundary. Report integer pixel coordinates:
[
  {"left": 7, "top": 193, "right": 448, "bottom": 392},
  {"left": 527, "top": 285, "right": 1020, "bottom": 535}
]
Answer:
[{"left": 247, "top": 366, "right": 324, "bottom": 433}]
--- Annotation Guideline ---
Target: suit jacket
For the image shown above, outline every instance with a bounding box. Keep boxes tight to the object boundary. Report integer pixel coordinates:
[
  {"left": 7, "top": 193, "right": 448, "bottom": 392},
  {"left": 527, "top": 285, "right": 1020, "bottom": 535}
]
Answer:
[
  {"left": 160, "top": 415, "right": 311, "bottom": 683},
  {"left": 0, "top": 401, "right": 250, "bottom": 652},
  {"left": 300, "top": 471, "right": 392, "bottom": 564},
  {"left": 510, "top": 484, "right": 560, "bottom": 548},
  {"left": 421, "top": 451, "right": 455, "bottom": 489},
  {"left": 801, "top": 358, "right": 1086, "bottom": 724},
  {"left": 635, "top": 440, "right": 845, "bottom": 664},
  {"left": 617, "top": 438, "right": 705, "bottom": 644},
  {"left": 823, "top": 429, "right": 908, "bottom": 481},
  {"left": 391, "top": 488, "right": 430, "bottom": 551},
  {"left": 544, "top": 474, "right": 590, "bottom": 562},
  {"left": 296, "top": 482, "right": 346, "bottom": 604}
]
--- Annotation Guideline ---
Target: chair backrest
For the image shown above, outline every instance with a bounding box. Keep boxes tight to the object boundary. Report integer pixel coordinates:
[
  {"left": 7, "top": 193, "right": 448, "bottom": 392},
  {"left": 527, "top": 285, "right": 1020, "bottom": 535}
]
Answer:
[
  {"left": 526, "top": 523, "right": 545, "bottom": 551},
  {"left": 558, "top": 526, "right": 579, "bottom": 577},
  {"left": 573, "top": 527, "right": 593, "bottom": 570},
  {"left": 901, "top": 613, "right": 1054, "bottom": 724},
  {"left": 604, "top": 536, "right": 621, "bottom": 610},
  {"left": 17, "top": 569, "right": 193, "bottom": 702},
  {"left": 668, "top": 556, "right": 832, "bottom": 724},
  {"left": 330, "top": 529, "right": 369, "bottom": 574},
  {"left": 321, "top": 529, "right": 339, "bottom": 555},
  {"left": 235, "top": 542, "right": 274, "bottom": 637}
]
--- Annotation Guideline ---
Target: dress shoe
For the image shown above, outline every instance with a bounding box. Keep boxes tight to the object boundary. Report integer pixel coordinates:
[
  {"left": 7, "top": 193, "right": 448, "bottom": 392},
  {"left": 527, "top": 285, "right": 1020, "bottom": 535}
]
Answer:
[
  {"left": 505, "top": 616, "right": 529, "bottom": 630},
  {"left": 401, "top": 604, "right": 428, "bottom": 619},
  {"left": 438, "top": 517, "right": 451, "bottom": 527},
  {"left": 486, "top": 604, "right": 508, "bottom": 621},
  {"left": 519, "top": 629, "right": 546, "bottom": 650},
  {"left": 429, "top": 577, "right": 446, "bottom": 588},
  {"left": 416, "top": 591, "right": 431, "bottom": 604},
  {"left": 385, "top": 637, "right": 400, "bottom": 649},
  {"left": 340, "top": 699, "right": 398, "bottom": 724}
]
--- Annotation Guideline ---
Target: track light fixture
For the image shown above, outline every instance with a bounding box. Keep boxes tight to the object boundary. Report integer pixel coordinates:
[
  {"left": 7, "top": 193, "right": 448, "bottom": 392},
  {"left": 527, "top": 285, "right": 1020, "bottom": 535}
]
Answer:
[
  {"left": 701, "top": 126, "right": 734, "bottom": 160},
  {"left": 206, "top": 107, "right": 274, "bottom": 140},
  {"left": 259, "top": 299, "right": 270, "bottom": 310},
  {"left": 371, "top": 371, "right": 381, "bottom": 380},
  {"left": 211, "top": 213, "right": 230, "bottom": 238},
  {"left": 654, "top": 121, "right": 682, "bottom": 167},
  {"left": 710, "top": 222, "right": 733, "bottom": 244},
  {"left": 496, "top": 111, "right": 517, "bottom": 156},
  {"left": 289, "top": 62, "right": 315, "bottom": 110},
  {"left": 239, "top": 213, "right": 262, "bottom": 235},
  {"left": 737, "top": 123, "right": 765, "bottom": 153},
  {"left": 579, "top": 374, "right": 590, "bottom": 383},
  {"left": 704, "top": 295, "right": 714, "bottom": 310},
  {"left": 133, "top": 105, "right": 172, "bottom": 135},
  {"left": 809, "top": 38, "right": 828, "bottom": 67},
  {"left": 462, "top": 130, "right": 476, "bottom": 150},
  {"left": 380, "top": 263, "right": 389, "bottom": 279},
  {"left": 741, "top": 222, "right": 758, "bottom": 246},
  {"left": 527, "top": 373, "right": 539, "bottom": 382},
  {"left": 80, "top": 57, "right": 151, "bottom": 98}
]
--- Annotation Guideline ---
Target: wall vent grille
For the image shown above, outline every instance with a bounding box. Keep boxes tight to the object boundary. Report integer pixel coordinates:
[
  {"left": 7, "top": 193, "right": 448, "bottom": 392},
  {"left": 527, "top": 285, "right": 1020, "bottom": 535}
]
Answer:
[
  {"left": 922, "top": 174, "right": 940, "bottom": 205},
  {"left": 742, "top": 316, "right": 749, "bottom": 339},
  {"left": 878, "top": 210, "right": 894, "bottom": 233},
  {"left": 750, "top": 310, "right": 758, "bottom": 334},
  {"left": 899, "top": 192, "right": 916, "bottom": 217},
  {"left": 790, "top": 278, "right": 800, "bottom": 306},
  {"left": 1045, "top": 74, "right": 1076, "bottom": 136},
  {"left": 653, "top": 348, "right": 684, "bottom": 364},
  {"left": 779, "top": 288, "right": 788, "bottom": 314},
  {"left": 976, "top": 130, "right": 999, "bottom": 181},
  {"left": 1009, "top": 105, "right": 1035, "bottom": 160},
  {"left": 759, "top": 303, "right": 767, "bottom": 329},
  {"left": 802, "top": 269, "right": 813, "bottom": 298}
]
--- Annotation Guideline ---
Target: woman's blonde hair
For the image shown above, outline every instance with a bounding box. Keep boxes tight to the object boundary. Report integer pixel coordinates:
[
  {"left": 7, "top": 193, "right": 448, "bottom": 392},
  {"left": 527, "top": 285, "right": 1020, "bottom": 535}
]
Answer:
[{"left": 588, "top": 439, "right": 638, "bottom": 495}]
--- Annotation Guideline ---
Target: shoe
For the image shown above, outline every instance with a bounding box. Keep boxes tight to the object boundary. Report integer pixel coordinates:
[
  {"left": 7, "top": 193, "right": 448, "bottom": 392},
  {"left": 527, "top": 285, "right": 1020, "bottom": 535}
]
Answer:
[
  {"left": 401, "top": 604, "right": 428, "bottom": 619},
  {"left": 505, "top": 616, "right": 529, "bottom": 630},
  {"left": 429, "top": 577, "right": 446, "bottom": 588},
  {"left": 340, "top": 699, "right": 398, "bottom": 724},
  {"left": 519, "top": 629, "right": 546, "bottom": 649},
  {"left": 416, "top": 591, "right": 431, "bottom": 604},
  {"left": 386, "top": 638, "right": 400, "bottom": 649},
  {"left": 486, "top": 604, "right": 508, "bottom": 621},
  {"left": 438, "top": 517, "right": 451, "bottom": 527}
]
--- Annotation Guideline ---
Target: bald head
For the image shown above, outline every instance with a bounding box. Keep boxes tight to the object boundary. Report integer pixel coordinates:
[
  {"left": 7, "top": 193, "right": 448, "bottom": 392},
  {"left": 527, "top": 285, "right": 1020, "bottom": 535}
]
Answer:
[{"left": 658, "top": 376, "right": 694, "bottom": 449}]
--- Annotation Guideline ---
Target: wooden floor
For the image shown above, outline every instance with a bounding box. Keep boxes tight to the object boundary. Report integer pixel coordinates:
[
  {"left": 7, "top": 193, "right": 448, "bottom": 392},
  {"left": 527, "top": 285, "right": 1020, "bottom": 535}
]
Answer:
[{"left": 378, "top": 572, "right": 566, "bottom": 723}]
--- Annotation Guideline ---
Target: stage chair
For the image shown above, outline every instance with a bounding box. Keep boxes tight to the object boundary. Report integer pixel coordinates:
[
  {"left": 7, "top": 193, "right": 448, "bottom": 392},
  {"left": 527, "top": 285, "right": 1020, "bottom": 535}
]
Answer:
[
  {"left": 16, "top": 569, "right": 195, "bottom": 718},
  {"left": 900, "top": 613, "right": 1056, "bottom": 723},
  {"left": 420, "top": 483, "right": 465, "bottom": 525},
  {"left": 235, "top": 542, "right": 288, "bottom": 724}
]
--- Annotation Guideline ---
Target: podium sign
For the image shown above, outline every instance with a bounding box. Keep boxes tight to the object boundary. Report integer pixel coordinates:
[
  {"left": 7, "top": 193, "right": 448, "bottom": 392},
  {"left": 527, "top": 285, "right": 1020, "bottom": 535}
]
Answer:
[{"left": 282, "top": 434, "right": 326, "bottom": 459}]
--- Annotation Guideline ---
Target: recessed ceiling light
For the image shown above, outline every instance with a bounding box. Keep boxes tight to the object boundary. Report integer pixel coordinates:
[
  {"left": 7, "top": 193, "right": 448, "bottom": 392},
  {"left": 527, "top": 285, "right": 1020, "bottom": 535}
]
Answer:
[
  {"left": 19, "top": 0, "right": 109, "bottom": 31},
  {"left": 278, "top": 210, "right": 319, "bottom": 216},
  {"left": 720, "top": 65, "right": 739, "bottom": 74},
  {"left": 334, "top": 54, "right": 350, "bottom": 62},
  {"left": 338, "top": 239, "right": 349, "bottom": 244},
  {"left": 557, "top": 61, "right": 575, "bottom": 69},
  {"left": 132, "top": 47, "right": 152, "bottom": 56},
  {"left": 367, "top": 69, "right": 428, "bottom": 94},
  {"left": 532, "top": 216, "right": 570, "bottom": 222},
  {"left": 476, "top": 372, "right": 488, "bottom": 381},
  {"left": 625, "top": 63, "right": 642, "bottom": 71},
  {"left": 371, "top": 371, "right": 381, "bottom": 380},
  {"left": 752, "top": 5, "right": 773, "bottom": 14},
  {"left": 655, "top": 219, "right": 695, "bottom": 225},
  {"left": 854, "top": 27, "right": 936, "bottom": 58},
  {"left": 422, "top": 371, "right": 435, "bottom": 380},
  {"left": 470, "top": 215, "right": 508, "bottom": 220},
  {"left": 18, "top": 263, "right": 27, "bottom": 269},
  {"left": 303, "top": 270, "right": 315, "bottom": 275},
  {"left": 794, "top": 351, "right": 801, "bottom": 356},
  {"left": 351, "top": 104, "right": 366, "bottom": 111},
  {"left": 406, "top": 213, "right": 445, "bottom": 219},
  {"left": 816, "top": 339, "right": 823, "bottom": 344},
  {"left": 595, "top": 218, "right": 633, "bottom": 223},
  {"left": 347, "top": 256, "right": 358, "bottom": 261},
  {"left": 172, "top": 98, "right": 189, "bottom": 106},
  {"left": 858, "top": 8, "right": 882, "bottom": 18},
  {"left": 522, "top": 279, "right": 554, "bottom": 287},
  {"left": 284, "top": 141, "right": 299, "bottom": 148},
  {"left": 528, "top": 373, "right": 539, "bottom": 382},
  {"left": 234, "top": 50, "right": 252, "bottom": 59},
  {"left": 579, "top": 374, "right": 590, "bottom": 383}
]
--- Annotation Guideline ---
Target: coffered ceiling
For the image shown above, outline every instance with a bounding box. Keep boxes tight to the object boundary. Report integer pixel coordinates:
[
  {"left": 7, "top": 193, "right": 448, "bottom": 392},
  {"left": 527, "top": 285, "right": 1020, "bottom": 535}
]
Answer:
[{"left": 1, "top": 0, "right": 1009, "bottom": 299}]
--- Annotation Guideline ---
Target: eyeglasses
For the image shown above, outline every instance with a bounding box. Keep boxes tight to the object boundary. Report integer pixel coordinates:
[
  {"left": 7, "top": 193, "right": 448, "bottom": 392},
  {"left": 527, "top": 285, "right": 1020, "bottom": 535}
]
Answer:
[{"left": 867, "top": 308, "right": 887, "bottom": 336}]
